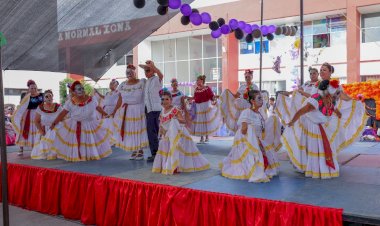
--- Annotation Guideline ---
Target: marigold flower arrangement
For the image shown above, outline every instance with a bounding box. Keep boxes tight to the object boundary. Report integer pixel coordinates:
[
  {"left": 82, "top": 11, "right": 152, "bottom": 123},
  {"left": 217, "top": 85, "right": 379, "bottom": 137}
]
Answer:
[{"left": 342, "top": 80, "right": 380, "bottom": 120}]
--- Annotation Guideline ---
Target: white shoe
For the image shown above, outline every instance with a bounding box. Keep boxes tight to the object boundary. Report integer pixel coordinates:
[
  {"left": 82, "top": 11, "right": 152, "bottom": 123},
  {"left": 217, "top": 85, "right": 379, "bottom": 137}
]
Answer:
[
  {"left": 135, "top": 151, "right": 144, "bottom": 160},
  {"left": 129, "top": 151, "right": 137, "bottom": 160}
]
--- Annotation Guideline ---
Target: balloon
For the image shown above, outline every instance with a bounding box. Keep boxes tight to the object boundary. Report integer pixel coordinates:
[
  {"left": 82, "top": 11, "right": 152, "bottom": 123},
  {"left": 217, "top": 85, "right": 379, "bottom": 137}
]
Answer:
[
  {"left": 252, "top": 29, "right": 261, "bottom": 38},
  {"left": 217, "top": 18, "right": 226, "bottom": 26},
  {"left": 290, "top": 26, "right": 297, "bottom": 36},
  {"left": 234, "top": 28, "right": 244, "bottom": 40},
  {"left": 133, "top": 0, "right": 145, "bottom": 8},
  {"left": 238, "top": 21, "right": 246, "bottom": 29},
  {"left": 220, "top": 24, "right": 230, "bottom": 34},
  {"left": 209, "top": 21, "right": 219, "bottom": 31},
  {"left": 251, "top": 24, "right": 259, "bottom": 31},
  {"left": 192, "top": 8, "right": 199, "bottom": 14},
  {"left": 267, "top": 33, "right": 274, "bottom": 41},
  {"left": 180, "top": 4, "right": 192, "bottom": 16},
  {"left": 245, "top": 34, "right": 253, "bottom": 43},
  {"left": 181, "top": 15, "right": 190, "bottom": 25},
  {"left": 211, "top": 29, "right": 222, "bottom": 39},
  {"left": 268, "top": 25, "right": 276, "bottom": 33},
  {"left": 190, "top": 13, "right": 202, "bottom": 26},
  {"left": 157, "top": 0, "right": 168, "bottom": 6},
  {"left": 285, "top": 26, "right": 291, "bottom": 36},
  {"left": 261, "top": 25, "right": 268, "bottom": 35},
  {"left": 275, "top": 26, "right": 282, "bottom": 35},
  {"left": 244, "top": 24, "right": 252, "bottom": 34},
  {"left": 168, "top": 0, "right": 181, "bottom": 9},
  {"left": 157, "top": 6, "right": 168, "bottom": 15},
  {"left": 201, "top": 12, "right": 211, "bottom": 24},
  {"left": 294, "top": 38, "right": 301, "bottom": 49},
  {"left": 229, "top": 19, "right": 239, "bottom": 30}
]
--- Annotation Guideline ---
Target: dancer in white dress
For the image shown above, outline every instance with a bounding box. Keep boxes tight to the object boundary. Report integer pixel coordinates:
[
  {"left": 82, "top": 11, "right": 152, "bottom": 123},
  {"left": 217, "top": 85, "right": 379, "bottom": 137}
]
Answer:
[
  {"left": 299, "top": 67, "right": 320, "bottom": 97},
  {"left": 31, "top": 90, "right": 62, "bottom": 160},
  {"left": 152, "top": 91, "right": 210, "bottom": 175},
  {"left": 188, "top": 75, "right": 221, "bottom": 143},
  {"left": 12, "top": 80, "right": 44, "bottom": 155},
  {"left": 115, "top": 64, "right": 149, "bottom": 160},
  {"left": 221, "top": 90, "right": 281, "bottom": 182},
  {"left": 94, "top": 79, "right": 122, "bottom": 143},
  {"left": 220, "top": 69, "right": 268, "bottom": 132},
  {"left": 170, "top": 78, "right": 185, "bottom": 109},
  {"left": 45, "top": 81, "right": 112, "bottom": 161},
  {"left": 281, "top": 77, "right": 366, "bottom": 179}
]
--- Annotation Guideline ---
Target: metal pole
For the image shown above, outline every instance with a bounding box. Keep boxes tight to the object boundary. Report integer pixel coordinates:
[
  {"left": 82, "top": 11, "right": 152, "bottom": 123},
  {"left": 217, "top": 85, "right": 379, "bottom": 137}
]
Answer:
[
  {"left": 300, "top": 0, "right": 304, "bottom": 85},
  {"left": 0, "top": 47, "right": 10, "bottom": 226},
  {"left": 259, "top": 0, "right": 264, "bottom": 91}
]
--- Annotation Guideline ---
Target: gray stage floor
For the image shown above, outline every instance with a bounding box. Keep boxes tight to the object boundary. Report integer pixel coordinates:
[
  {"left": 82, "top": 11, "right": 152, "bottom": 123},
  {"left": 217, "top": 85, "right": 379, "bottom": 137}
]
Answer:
[{"left": 3, "top": 138, "right": 380, "bottom": 225}]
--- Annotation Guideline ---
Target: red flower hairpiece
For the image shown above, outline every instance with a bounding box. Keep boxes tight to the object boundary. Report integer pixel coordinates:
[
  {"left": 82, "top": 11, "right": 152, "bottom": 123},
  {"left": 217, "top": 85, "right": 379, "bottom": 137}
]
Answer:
[
  {"left": 329, "top": 79, "right": 339, "bottom": 89},
  {"left": 127, "top": 64, "right": 136, "bottom": 70},
  {"left": 245, "top": 69, "right": 253, "bottom": 74}
]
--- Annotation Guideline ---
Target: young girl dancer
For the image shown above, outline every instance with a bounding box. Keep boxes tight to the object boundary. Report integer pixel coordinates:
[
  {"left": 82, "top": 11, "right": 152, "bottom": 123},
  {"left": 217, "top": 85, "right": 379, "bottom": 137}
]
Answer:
[{"left": 152, "top": 91, "right": 210, "bottom": 175}]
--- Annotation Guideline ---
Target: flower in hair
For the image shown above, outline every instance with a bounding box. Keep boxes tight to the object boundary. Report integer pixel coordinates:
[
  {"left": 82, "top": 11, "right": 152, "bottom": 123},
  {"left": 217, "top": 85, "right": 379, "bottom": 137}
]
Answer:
[{"left": 329, "top": 79, "right": 339, "bottom": 89}]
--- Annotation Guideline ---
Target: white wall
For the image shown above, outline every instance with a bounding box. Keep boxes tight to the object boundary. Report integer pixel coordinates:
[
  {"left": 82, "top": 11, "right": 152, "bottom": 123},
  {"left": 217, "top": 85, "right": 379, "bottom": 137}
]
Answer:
[{"left": 3, "top": 70, "right": 66, "bottom": 106}]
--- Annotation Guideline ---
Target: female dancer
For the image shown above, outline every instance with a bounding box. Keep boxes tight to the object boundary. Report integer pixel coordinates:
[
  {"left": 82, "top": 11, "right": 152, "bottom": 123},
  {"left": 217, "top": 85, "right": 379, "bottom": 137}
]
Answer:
[
  {"left": 12, "top": 80, "right": 44, "bottom": 155},
  {"left": 31, "top": 90, "right": 62, "bottom": 159},
  {"left": 280, "top": 78, "right": 366, "bottom": 179},
  {"left": 298, "top": 67, "right": 320, "bottom": 97},
  {"left": 189, "top": 75, "right": 221, "bottom": 143},
  {"left": 46, "top": 81, "right": 112, "bottom": 161},
  {"left": 221, "top": 89, "right": 281, "bottom": 182},
  {"left": 170, "top": 78, "right": 185, "bottom": 109},
  {"left": 94, "top": 79, "right": 122, "bottom": 143},
  {"left": 5, "top": 106, "right": 16, "bottom": 146},
  {"left": 115, "top": 64, "right": 149, "bottom": 160},
  {"left": 220, "top": 69, "right": 267, "bottom": 132},
  {"left": 152, "top": 91, "right": 210, "bottom": 175}
]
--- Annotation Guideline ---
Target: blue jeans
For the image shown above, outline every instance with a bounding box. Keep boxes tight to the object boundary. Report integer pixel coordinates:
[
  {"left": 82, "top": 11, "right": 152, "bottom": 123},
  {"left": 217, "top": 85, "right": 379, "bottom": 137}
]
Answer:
[{"left": 145, "top": 109, "right": 160, "bottom": 156}]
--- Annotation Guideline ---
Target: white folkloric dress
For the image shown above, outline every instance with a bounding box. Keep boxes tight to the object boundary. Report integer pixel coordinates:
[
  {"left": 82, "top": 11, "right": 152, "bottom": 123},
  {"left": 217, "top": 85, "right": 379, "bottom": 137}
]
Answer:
[
  {"left": 12, "top": 93, "right": 44, "bottom": 149},
  {"left": 221, "top": 109, "right": 281, "bottom": 182},
  {"left": 171, "top": 90, "right": 184, "bottom": 109},
  {"left": 152, "top": 107, "right": 210, "bottom": 175},
  {"left": 114, "top": 79, "right": 149, "bottom": 151},
  {"left": 220, "top": 84, "right": 268, "bottom": 132},
  {"left": 276, "top": 90, "right": 367, "bottom": 179},
  {"left": 190, "top": 86, "right": 221, "bottom": 136},
  {"left": 44, "top": 97, "right": 113, "bottom": 161},
  {"left": 101, "top": 90, "right": 121, "bottom": 144},
  {"left": 301, "top": 80, "right": 319, "bottom": 95},
  {"left": 31, "top": 104, "right": 62, "bottom": 160}
]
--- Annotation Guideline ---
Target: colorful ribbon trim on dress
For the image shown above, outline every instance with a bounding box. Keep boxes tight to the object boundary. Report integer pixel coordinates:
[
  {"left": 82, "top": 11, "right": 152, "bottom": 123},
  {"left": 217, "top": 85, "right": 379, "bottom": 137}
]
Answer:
[
  {"left": 120, "top": 104, "right": 128, "bottom": 141},
  {"left": 22, "top": 110, "right": 31, "bottom": 139},
  {"left": 76, "top": 121, "right": 82, "bottom": 158},
  {"left": 318, "top": 124, "right": 335, "bottom": 170},
  {"left": 258, "top": 140, "right": 268, "bottom": 169}
]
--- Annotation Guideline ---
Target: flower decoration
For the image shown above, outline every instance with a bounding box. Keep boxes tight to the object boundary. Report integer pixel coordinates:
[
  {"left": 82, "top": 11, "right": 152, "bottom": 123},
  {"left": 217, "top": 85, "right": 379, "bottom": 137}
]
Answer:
[
  {"left": 329, "top": 79, "right": 340, "bottom": 89},
  {"left": 318, "top": 80, "right": 329, "bottom": 91},
  {"left": 159, "top": 87, "right": 169, "bottom": 97}
]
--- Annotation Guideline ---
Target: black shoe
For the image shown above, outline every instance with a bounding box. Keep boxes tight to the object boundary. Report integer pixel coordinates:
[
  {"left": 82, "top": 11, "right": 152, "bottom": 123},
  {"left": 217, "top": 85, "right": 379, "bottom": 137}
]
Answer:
[{"left": 147, "top": 155, "right": 156, "bottom": 162}]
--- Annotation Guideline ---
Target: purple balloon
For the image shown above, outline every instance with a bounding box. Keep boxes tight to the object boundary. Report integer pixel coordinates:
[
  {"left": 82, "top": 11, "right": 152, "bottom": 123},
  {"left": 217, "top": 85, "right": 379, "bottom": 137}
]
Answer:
[
  {"left": 268, "top": 25, "right": 276, "bottom": 33},
  {"left": 201, "top": 12, "right": 211, "bottom": 24},
  {"left": 211, "top": 29, "right": 222, "bottom": 39},
  {"left": 229, "top": 19, "right": 238, "bottom": 30},
  {"left": 190, "top": 13, "right": 202, "bottom": 26},
  {"left": 261, "top": 25, "right": 268, "bottom": 35},
  {"left": 238, "top": 21, "right": 246, "bottom": 29},
  {"left": 168, "top": 0, "right": 181, "bottom": 9},
  {"left": 180, "top": 4, "right": 192, "bottom": 16},
  {"left": 220, "top": 24, "right": 230, "bottom": 34},
  {"left": 251, "top": 24, "right": 259, "bottom": 30},
  {"left": 244, "top": 24, "right": 252, "bottom": 34}
]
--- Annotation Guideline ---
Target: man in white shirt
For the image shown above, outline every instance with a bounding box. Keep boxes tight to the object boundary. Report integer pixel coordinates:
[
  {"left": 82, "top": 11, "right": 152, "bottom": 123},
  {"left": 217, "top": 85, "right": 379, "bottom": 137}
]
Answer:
[{"left": 139, "top": 60, "right": 163, "bottom": 162}]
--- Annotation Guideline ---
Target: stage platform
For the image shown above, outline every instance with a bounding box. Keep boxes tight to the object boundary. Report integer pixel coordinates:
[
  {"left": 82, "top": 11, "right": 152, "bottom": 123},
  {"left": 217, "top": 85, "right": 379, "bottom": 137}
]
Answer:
[{"left": 4, "top": 138, "right": 380, "bottom": 225}]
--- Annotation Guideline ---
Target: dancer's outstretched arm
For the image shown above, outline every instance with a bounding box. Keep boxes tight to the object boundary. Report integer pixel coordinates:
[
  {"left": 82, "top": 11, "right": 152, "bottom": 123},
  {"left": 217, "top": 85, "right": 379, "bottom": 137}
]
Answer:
[{"left": 287, "top": 103, "right": 315, "bottom": 127}]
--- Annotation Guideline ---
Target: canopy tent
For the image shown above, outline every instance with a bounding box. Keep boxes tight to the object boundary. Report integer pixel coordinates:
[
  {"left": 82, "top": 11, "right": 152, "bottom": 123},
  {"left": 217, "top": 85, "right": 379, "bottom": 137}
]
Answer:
[
  {"left": 0, "top": 1, "right": 194, "bottom": 225},
  {"left": 0, "top": 0, "right": 193, "bottom": 81}
]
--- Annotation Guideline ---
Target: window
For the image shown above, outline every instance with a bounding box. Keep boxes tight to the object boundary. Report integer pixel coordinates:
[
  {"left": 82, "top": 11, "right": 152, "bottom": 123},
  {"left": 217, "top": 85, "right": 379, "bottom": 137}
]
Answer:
[
  {"left": 362, "top": 13, "right": 380, "bottom": 43},
  {"left": 151, "top": 34, "right": 223, "bottom": 95},
  {"left": 313, "top": 34, "right": 330, "bottom": 48},
  {"left": 240, "top": 41, "right": 254, "bottom": 54}
]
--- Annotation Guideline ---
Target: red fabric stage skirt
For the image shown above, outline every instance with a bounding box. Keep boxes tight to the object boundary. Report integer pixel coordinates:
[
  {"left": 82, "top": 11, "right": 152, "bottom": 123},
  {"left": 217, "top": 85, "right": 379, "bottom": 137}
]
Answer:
[{"left": 0, "top": 163, "right": 342, "bottom": 226}]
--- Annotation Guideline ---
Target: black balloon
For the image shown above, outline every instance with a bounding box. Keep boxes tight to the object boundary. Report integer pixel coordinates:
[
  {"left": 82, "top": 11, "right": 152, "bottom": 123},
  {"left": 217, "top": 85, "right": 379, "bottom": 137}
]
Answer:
[
  {"left": 209, "top": 21, "right": 219, "bottom": 31},
  {"left": 245, "top": 34, "right": 253, "bottom": 43},
  {"left": 192, "top": 8, "right": 199, "bottom": 14},
  {"left": 181, "top": 15, "right": 190, "bottom": 25},
  {"left": 275, "top": 27, "right": 282, "bottom": 35},
  {"left": 157, "top": 5, "right": 168, "bottom": 15},
  {"left": 234, "top": 28, "right": 244, "bottom": 40},
  {"left": 267, "top": 33, "right": 274, "bottom": 41},
  {"left": 134, "top": 0, "right": 145, "bottom": 8},
  {"left": 157, "top": 0, "right": 168, "bottom": 6},
  {"left": 252, "top": 29, "right": 261, "bottom": 38},
  {"left": 217, "top": 18, "right": 226, "bottom": 26}
]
